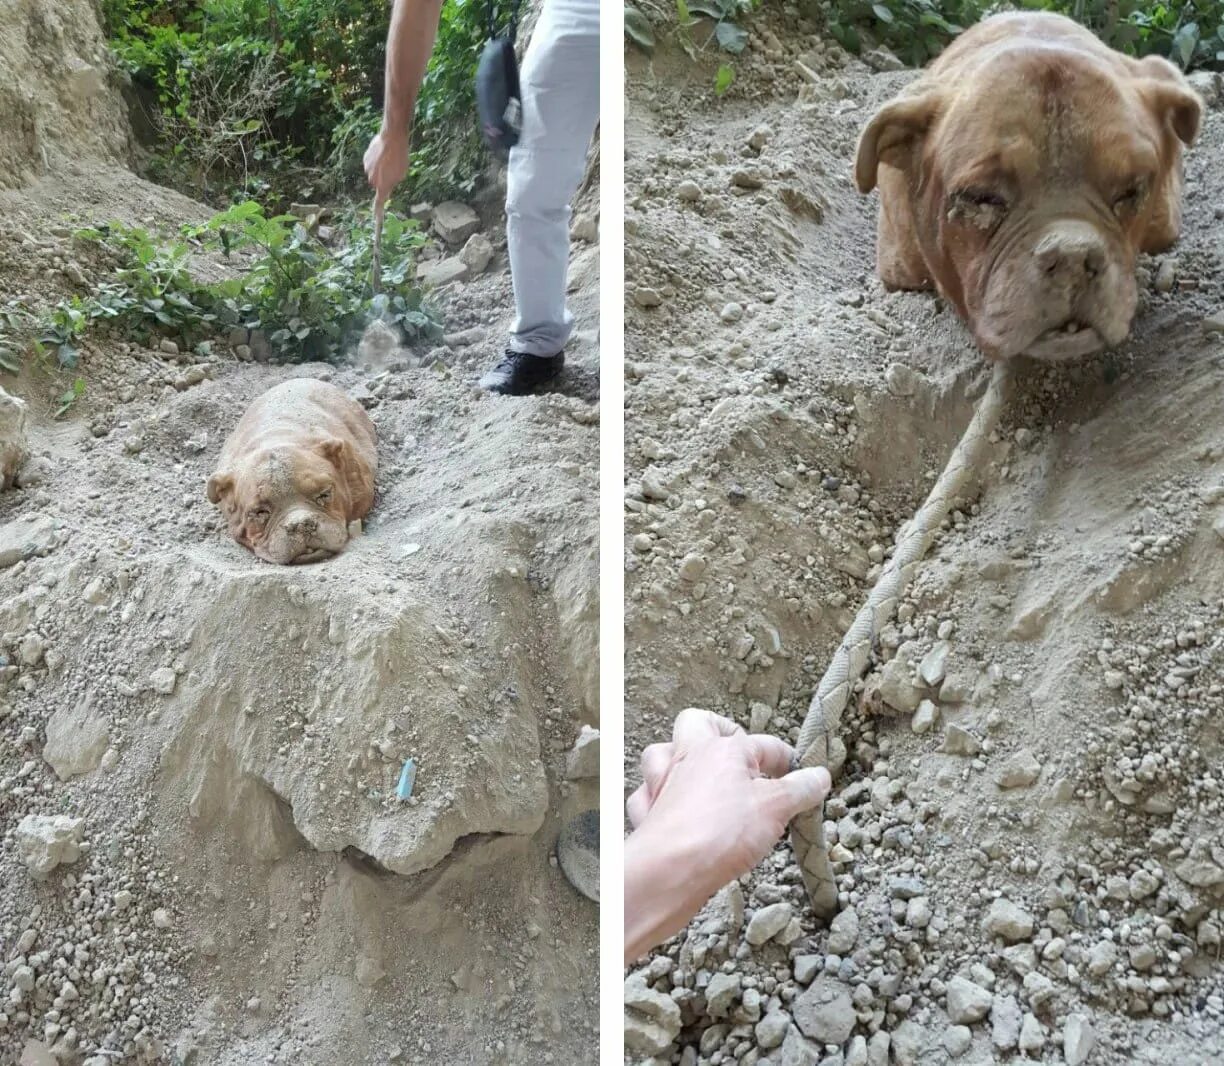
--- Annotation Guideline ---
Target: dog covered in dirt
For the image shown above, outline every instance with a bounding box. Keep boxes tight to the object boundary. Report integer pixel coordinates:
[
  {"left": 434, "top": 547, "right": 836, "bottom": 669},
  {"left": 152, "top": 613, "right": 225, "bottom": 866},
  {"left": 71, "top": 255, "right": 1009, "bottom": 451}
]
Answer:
[
  {"left": 854, "top": 12, "right": 1203, "bottom": 361},
  {"left": 206, "top": 378, "right": 377, "bottom": 564}
]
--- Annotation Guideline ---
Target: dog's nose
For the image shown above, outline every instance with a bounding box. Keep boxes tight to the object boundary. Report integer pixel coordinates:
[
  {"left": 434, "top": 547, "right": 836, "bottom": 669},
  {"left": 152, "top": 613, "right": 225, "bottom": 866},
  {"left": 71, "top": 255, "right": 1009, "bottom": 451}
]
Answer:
[
  {"left": 286, "top": 514, "right": 318, "bottom": 536},
  {"left": 1035, "top": 224, "right": 1107, "bottom": 286}
]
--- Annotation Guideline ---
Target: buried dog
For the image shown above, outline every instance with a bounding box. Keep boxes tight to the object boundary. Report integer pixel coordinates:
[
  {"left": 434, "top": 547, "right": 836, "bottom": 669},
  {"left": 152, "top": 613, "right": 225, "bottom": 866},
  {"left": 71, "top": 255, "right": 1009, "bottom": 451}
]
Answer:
[
  {"left": 207, "top": 379, "right": 377, "bottom": 564},
  {"left": 855, "top": 12, "right": 1203, "bottom": 361}
]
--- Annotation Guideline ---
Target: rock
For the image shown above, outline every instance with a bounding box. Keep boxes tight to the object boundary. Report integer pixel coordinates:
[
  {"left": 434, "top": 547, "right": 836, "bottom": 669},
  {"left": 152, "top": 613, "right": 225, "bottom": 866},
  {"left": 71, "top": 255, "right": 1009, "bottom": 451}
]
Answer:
[
  {"left": 911, "top": 699, "right": 938, "bottom": 734},
  {"left": 991, "top": 994, "right": 1022, "bottom": 1049},
  {"left": 866, "top": 1031, "right": 890, "bottom": 1066},
  {"left": 678, "top": 552, "right": 707, "bottom": 582},
  {"left": 749, "top": 701, "right": 772, "bottom": 733},
  {"left": 945, "top": 975, "right": 992, "bottom": 1024},
  {"left": 793, "top": 954, "right": 821, "bottom": 984},
  {"left": 459, "top": 232, "right": 494, "bottom": 274},
  {"left": 983, "top": 898, "right": 1035, "bottom": 942},
  {"left": 565, "top": 725, "right": 599, "bottom": 779},
  {"left": 705, "top": 971, "right": 741, "bottom": 1017},
  {"left": 1018, "top": 1013, "right": 1045, "bottom": 1053},
  {"left": 633, "top": 287, "right": 662, "bottom": 308},
  {"left": 746, "top": 901, "right": 793, "bottom": 945},
  {"left": 417, "top": 256, "right": 470, "bottom": 286},
  {"left": 43, "top": 697, "right": 109, "bottom": 780},
  {"left": 792, "top": 977, "right": 855, "bottom": 1045},
  {"left": 16, "top": 454, "right": 52, "bottom": 487},
  {"left": 942, "top": 723, "right": 982, "bottom": 756},
  {"left": 151, "top": 667, "right": 177, "bottom": 695},
  {"left": 1063, "top": 1015, "right": 1095, "bottom": 1066},
  {"left": 942, "top": 1026, "right": 972, "bottom": 1058},
  {"left": 747, "top": 124, "right": 772, "bottom": 151},
  {"left": 0, "top": 385, "right": 29, "bottom": 488},
  {"left": 780, "top": 1026, "right": 822, "bottom": 1066},
  {"left": 996, "top": 749, "right": 1041, "bottom": 788},
  {"left": 885, "top": 363, "right": 919, "bottom": 397},
  {"left": 890, "top": 1021, "right": 925, "bottom": 1066},
  {"left": 0, "top": 513, "right": 58, "bottom": 568},
  {"left": 432, "top": 201, "right": 480, "bottom": 245},
  {"left": 19, "top": 632, "right": 43, "bottom": 666},
  {"left": 20, "top": 1042, "right": 57, "bottom": 1066},
  {"left": 1087, "top": 939, "right": 1117, "bottom": 977},
  {"left": 845, "top": 1035, "right": 868, "bottom": 1066},
  {"left": 875, "top": 656, "right": 922, "bottom": 713},
  {"left": 756, "top": 1009, "right": 790, "bottom": 1049},
  {"left": 905, "top": 896, "right": 932, "bottom": 929},
  {"left": 827, "top": 907, "right": 859, "bottom": 954},
  {"left": 159, "top": 337, "right": 179, "bottom": 355},
  {"left": 720, "top": 302, "right": 744, "bottom": 323},
  {"left": 16, "top": 814, "right": 85, "bottom": 879},
  {"left": 152, "top": 907, "right": 173, "bottom": 930},
  {"left": 624, "top": 972, "right": 681, "bottom": 1054},
  {"left": 677, "top": 180, "right": 702, "bottom": 201},
  {"left": 919, "top": 641, "right": 950, "bottom": 686}
]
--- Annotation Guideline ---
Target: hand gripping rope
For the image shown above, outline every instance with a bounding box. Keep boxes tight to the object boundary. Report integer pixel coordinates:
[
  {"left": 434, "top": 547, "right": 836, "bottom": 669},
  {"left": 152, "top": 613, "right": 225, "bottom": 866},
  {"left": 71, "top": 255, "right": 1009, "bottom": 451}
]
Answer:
[{"left": 789, "top": 360, "right": 1013, "bottom": 917}]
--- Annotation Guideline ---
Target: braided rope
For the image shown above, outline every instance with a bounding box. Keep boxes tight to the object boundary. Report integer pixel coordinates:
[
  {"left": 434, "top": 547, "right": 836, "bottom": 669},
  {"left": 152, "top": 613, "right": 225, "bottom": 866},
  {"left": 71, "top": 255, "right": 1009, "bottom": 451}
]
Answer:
[{"left": 791, "top": 360, "right": 1013, "bottom": 917}]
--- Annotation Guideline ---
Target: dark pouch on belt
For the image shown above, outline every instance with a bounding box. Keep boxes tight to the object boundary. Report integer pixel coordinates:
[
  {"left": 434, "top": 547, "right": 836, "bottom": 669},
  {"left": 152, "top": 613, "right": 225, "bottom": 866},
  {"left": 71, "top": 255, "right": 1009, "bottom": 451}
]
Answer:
[{"left": 475, "top": 0, "right": 524, "bottom": 161}]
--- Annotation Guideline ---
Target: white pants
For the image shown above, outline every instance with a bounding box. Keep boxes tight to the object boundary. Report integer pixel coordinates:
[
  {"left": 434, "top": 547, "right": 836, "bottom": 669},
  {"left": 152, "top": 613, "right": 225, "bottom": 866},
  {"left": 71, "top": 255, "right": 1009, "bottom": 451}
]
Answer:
[{"left": 506, "top": 0, "right": 600, "bottom": 356}]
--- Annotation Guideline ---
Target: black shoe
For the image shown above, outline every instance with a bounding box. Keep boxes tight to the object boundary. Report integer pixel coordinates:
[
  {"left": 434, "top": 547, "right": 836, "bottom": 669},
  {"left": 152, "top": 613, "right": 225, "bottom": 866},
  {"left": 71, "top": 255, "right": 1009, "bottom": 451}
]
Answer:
[{"left": 479, "top": 349, "right": 564, "bottom": 395}]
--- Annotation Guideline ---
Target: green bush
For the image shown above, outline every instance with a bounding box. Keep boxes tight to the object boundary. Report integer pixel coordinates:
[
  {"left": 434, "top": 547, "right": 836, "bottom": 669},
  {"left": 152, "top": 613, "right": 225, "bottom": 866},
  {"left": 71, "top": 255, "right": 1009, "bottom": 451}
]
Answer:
[
  {"left": 0, "top": 204, "right": 441, "bottom": 380},
  {"left": 101, "top": 0, "right": 520, "bottom": 202}
]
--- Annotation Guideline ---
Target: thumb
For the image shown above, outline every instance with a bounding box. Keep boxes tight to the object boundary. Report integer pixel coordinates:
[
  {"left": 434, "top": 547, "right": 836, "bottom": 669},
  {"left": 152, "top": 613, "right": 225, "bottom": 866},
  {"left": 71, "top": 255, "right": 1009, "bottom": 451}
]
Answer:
[{"left": 761, "top": 766, "right": 832, "bottom": 823}]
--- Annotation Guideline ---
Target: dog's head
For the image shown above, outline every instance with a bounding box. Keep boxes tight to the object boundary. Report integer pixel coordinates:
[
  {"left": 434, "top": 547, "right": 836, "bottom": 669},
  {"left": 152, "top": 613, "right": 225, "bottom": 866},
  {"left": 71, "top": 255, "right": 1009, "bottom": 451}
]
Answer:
[
  {"left": 206, "top": 439, "right": 364, "bottom": 564},
  {"left": 856, "top": 37, "right": 1202, "bottom": 359}
]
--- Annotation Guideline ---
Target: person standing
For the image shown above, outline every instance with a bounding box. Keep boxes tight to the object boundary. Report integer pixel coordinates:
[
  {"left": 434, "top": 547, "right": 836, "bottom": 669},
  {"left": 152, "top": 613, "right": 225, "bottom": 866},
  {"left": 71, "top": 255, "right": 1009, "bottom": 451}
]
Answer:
[{"left": 364, "top": 0, "right": 599, "bottom": 395}]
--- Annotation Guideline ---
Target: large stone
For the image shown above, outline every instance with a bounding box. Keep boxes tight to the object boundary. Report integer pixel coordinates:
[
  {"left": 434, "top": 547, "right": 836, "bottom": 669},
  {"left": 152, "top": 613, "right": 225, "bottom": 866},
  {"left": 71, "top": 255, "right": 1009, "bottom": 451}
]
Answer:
[
  {"left": 1063, "top": 1014, "right": 1096, "bottom": 1066},
  {"left": 982, "top": 898, "right": 1036, "bottom": 942},
  {"left": 945, "top": 975, "right": 992, "bottom": 1024},
  {"left": 565, "top": 724, "right": 599, "bottom": 779},
  {"left": 432, "top": 201, "right": 480, "bottom": 245},
  {"left": 16, "top": 814, "right": 86, "bottom": 879},
  {"left": 0, "top": 513, "right": 59, "bottom": 568},
  {"left": 43, "top": 697, "right": 109, "bottom": 780},
  {"left": 0, "top": 385, "right": 28, "bottom": 488},
  {"left": 416, "top": 256, "right": 470, "bottom": 287},
  {"left": 996, "top": 749, "right": 1041, "bottom": 789},
  {"left": 624, "top": 972, "right": 681, "bottom": 1054},
  {"left": 459, "top": 232, "right": 494, "bottom": 274},
  {"left": 779, "top": 1026, "right": 821, "bottom": 1066},
  {"left": 756, "top": 1010, "right": 790, "bottom": 1050},
  {"left": 705, "top": 972, "right": 741, "bottom": 1017},
  {"left": 874, "top": 656, "right": 923, "bottom": 713},
  {"left": 890, "top": 1021, "right": 926, "bottom": 1066},
  {"left": 827, "top": 907, "right": 859, "bottom": 954},
  {"left": 792, "top": 977, "right": 855, "bottom": 1045},
  {"left": 991, "top": 993, "right": 1022, "bottom": 1049}
]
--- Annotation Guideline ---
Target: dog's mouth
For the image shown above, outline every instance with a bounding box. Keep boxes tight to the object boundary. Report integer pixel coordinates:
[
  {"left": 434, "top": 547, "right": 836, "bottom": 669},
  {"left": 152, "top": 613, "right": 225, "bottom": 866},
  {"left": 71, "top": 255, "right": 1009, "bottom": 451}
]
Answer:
[
  {"left": 1024, "top": 319, "right": 1105, "bottom": 361},
  {"left": 290, "top": 547, "right": 337, "bottom": 565}
]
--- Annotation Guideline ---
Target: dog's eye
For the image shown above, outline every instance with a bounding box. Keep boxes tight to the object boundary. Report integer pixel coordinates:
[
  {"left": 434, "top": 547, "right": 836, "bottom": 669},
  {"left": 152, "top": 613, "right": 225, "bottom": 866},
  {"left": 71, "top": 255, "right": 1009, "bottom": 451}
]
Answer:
[
  {"left": 248, "top": 507, "right": 271, "bottom": 526},
  {"left": 1112, "top": 180, "right": 1148, "bottom": 215},
  {"left": 947, "top": 189, "right": 1008, "bottom": 228},
  {"left": 961, "top": 189, "right": 1007, "bottom": 209},
  {"left": 315, "top": 489, "right": 332, "bottom": 505}
]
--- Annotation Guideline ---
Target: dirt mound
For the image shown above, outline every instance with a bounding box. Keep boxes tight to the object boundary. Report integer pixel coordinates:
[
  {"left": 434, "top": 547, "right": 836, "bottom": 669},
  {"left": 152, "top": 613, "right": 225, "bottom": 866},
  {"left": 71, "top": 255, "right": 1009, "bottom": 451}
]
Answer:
[{"left": 624, "top": 11, "right": 1223, "bottom": 1065}]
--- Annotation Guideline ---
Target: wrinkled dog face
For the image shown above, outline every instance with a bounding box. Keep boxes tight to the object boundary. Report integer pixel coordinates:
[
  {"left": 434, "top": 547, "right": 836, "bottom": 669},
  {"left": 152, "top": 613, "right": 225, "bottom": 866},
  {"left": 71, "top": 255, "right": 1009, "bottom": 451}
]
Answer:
[
  {"left": 207, "top": 442, "right": 354, "bottom": 564},
  {"left": 857, "top": 38, "right": 1202, "bottom": 360}
]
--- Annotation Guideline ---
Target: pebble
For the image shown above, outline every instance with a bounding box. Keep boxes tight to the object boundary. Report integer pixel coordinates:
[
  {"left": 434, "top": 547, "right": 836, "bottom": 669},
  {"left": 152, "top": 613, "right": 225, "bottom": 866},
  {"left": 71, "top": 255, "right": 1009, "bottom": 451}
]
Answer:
[
  {"left": 745, "top": 901, "right": 793, "bottom": 945},
  {"left": 982, "top": 898, "right": 1035, "bottom": 942},
  {"left": 942, "top": 723, "right": 982, "bottom": 756},
  {"left": 991, "top": 994, "right": 1022, "bottom": 1049},
  {"left": 911, "top": 699, "right": 938, "bottom": 734},
  {"left": 755, "top": 1009, "right": 789, "bottom": 1049},
  {"left": 151, "top": 667, "right": 177, "bottom": 695},
  {"left": 678, "top": 553, "right": 707, "bottom": 582},
  {"left": 942, "top": 1026, "right": 971, "bottom": 1058},
  {"left": 677, "top": 180, "right": 702, "bottom": 202},
  {"left": 720, "top": 302, "right": 744, "bottom": 323},
  {"left": 792, "top": 977, "right": 855, "bottom": 1044},
  {"left": 995, "top": 749, "right": 1041, "bottom": 788},
  {"left": 945, "top": 975, "right": 992, "bottom": 1023},
  {"left": 16, "top": 814, "right": 85, "bottom": 879},
  {"left": 919, "top": 641, "right": 949, "bottom": 686},
  {"left": 1063, "top": 1014, "right": 1096, "bottom": 1066},
  {"left": 1018, "top": 1013, "right": 1045, "bottom": 1053},
  {"left": 705, "top": 972, "right": 741, "bottom": 1017},
  {"left": 827, "top": 908, "right": 859, "bottom": 954}
]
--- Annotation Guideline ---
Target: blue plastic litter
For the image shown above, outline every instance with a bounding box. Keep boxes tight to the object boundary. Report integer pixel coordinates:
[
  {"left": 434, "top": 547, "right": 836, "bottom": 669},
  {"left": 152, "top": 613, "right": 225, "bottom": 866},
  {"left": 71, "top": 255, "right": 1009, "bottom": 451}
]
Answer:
[{"left": 396, "top": 759, "right": 417, "bottom": 801}]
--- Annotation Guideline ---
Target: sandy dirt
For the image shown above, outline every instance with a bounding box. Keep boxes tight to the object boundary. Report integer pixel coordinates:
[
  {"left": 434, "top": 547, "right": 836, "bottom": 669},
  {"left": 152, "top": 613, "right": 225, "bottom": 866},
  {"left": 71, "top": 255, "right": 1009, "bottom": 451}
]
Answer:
[
  {"left": 624, "top": 10, "right": 1223, "bottom": 1066},
  {"left": 0, "top": 3, "right": 600, "bottom": 1064}
]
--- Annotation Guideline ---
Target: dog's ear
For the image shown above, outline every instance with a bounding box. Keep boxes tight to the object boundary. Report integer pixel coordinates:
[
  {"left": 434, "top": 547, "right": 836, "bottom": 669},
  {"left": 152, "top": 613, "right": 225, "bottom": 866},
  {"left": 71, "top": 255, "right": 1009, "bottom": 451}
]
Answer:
[
  {"left": 206, "top": 471, "right": 234, "bottom": 504},
  {"left": 854, "top": 91, "right": 942, "bottom": 194},
  {"left": 1134, "top": 61, "right": 1203, "bottom": 146},
  {"left": 316, "top": 437, "right": 374, "bottom": 516}
]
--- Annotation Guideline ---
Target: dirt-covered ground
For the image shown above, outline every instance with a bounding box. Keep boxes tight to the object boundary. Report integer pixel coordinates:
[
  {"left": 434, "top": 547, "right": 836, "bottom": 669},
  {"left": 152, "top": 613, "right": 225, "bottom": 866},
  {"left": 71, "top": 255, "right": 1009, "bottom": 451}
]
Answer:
[
  {"left": 0, "top": 3, "right": 600, "bottom": 1064},
  {"left": 624, "top": 10, "right": 1223, "bottom": 1066}
]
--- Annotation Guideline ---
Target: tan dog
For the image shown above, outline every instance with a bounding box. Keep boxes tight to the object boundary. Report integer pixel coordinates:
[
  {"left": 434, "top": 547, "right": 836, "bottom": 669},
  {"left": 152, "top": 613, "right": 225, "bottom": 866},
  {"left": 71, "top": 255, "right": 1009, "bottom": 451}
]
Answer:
[
  {"left": 207, "top": 379, "right": 376, "bottom": 564},
  {"left": 855, "top": 12, "right": 1203, "bottom": 360}
]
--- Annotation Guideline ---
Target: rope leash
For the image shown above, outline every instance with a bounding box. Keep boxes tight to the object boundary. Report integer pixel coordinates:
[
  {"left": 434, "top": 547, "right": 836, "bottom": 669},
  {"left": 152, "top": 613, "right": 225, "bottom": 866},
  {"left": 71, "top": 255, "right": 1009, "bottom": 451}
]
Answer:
[
  {"left": 790, "top": 359, "right": 1014, "bottom": 917},
  {"left": 370, "top": 195, "right": 385, "bottom": 296}
]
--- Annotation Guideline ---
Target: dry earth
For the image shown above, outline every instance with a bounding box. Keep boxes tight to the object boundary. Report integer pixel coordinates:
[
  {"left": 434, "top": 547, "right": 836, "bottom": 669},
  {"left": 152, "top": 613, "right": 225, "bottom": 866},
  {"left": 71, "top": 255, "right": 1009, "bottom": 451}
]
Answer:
[
  {"left": 0, "top": 2, "right": 600, "bottom": 1064},
  {"left": 624, "top": 9, "right": 1223, "bottom": 1066}
]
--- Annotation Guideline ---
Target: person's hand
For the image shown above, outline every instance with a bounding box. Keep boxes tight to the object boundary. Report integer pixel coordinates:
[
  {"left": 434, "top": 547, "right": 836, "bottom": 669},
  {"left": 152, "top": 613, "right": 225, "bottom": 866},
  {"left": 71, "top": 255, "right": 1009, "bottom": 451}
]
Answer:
[
  {"left": 624, "top": 708, "right": 832, "bottom": 962},
  {"left": 364, "top": 128, "right": 410, "bottom": 208}
]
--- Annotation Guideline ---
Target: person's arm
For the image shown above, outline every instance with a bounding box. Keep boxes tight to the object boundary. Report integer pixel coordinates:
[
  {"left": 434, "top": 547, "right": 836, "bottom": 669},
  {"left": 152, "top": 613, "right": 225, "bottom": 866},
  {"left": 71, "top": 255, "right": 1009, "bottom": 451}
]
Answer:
[
  {"left": 364, "top": 0, "right": 445, "bottom": 204},
  {"left": 623, "top": 709, "right": 832, "bottom": 965}
]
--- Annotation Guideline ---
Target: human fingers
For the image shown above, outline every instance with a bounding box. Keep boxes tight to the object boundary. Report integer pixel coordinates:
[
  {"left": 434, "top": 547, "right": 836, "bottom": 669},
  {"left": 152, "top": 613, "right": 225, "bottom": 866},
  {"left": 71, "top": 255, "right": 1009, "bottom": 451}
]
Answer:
[
  {"left": 672, "top": 707, "right": 743, "bottom": 748},
  {"left": 743, "top": 733, "right": 798, "bottom": 780},
  {"left": 639, "top": 742, "right": 675, "bottom": 792},
  {"left": 757, "top": 766, "right": 833, "bottom": 823},
  {"left": 626, "top": 782, "right": 652, "bottom": 828}
]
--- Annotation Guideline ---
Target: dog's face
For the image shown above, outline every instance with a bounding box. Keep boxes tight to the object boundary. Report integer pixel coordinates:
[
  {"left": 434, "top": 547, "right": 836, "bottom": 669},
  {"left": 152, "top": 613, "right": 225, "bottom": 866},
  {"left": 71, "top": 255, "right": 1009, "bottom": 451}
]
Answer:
[
  {"left": 856, "top": 47, "right": 1202, "bottom": 359},
  {"left": 207, "top": 441, "right": 357, "bottom": 564}
]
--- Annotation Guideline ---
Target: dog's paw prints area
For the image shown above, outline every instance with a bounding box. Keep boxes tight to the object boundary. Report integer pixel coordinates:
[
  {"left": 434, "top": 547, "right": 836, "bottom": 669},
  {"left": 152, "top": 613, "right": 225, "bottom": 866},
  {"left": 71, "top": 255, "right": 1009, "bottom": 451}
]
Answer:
[
  {"left": 624, "top": 9, "right": 1223, "bottom": 1065},
  {"left": 0, "top": 11, "right": 598, "bottom": 1058}
]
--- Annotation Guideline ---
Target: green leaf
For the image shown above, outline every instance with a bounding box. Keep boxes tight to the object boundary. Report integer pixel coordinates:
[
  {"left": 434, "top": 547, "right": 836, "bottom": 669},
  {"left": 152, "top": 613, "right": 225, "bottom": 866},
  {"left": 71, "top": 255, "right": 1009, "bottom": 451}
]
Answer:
[
  {"left": 624, "top": 4, "right": 656, "bottom": 50},
  {"left": 872, "top": 3, "right": 896, "bottom": 23},
  {"left": 715, "top": 20, "right": 748, "bottom": 53},
  {"left": 1171, "top": 22, "right": 1199, "bottom": 67},
  {"left": 676, "top": 0, "right": 696, "bottom": 26},
  {"left": 715, "top": 63, "right": 735, "bottom": 95}
]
